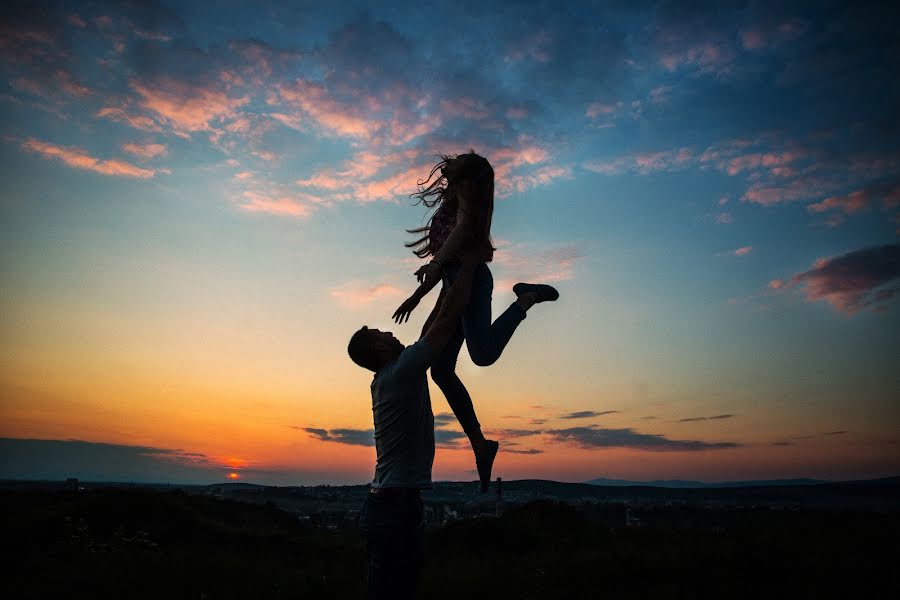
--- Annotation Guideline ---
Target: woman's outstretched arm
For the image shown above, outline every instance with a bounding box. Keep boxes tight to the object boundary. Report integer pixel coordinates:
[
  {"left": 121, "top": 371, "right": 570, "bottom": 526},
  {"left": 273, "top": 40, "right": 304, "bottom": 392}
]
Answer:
[{"left": 392, "top": 271, "right": 442, "bottom": 324}]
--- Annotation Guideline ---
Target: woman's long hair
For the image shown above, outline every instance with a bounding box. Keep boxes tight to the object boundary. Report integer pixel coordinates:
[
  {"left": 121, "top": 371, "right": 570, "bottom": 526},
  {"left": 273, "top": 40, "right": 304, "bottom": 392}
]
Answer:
[{"left": 405, "top": 151, "right": 495, "bottom": 260}]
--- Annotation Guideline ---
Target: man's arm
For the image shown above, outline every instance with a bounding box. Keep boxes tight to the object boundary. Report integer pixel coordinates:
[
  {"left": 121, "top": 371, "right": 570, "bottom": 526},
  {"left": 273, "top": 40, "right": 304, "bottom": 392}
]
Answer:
[
  {"left": 419, "top": 287, "right": 446, "bottom": 340},
  {"left": 388, "top": 263, "right": 472, "bottom": 380},
  {"left": 421, "top": 256, "right": 477, "bottom": 354}
]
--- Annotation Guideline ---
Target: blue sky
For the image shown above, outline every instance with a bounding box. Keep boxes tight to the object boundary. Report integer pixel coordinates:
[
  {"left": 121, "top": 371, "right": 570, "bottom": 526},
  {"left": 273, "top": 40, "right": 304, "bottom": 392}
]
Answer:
[{"left": 0, "top": 0, "right": 898, "bottom": 484}]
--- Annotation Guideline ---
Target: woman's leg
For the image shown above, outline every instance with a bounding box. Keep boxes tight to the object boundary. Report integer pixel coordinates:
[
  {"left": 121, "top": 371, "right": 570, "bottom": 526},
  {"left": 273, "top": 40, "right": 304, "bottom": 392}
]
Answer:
[
  {"left": 429, "top": 321, "right": 486, "bottom": 446},
  {"left": 460, "top": 263, "right": 528, "bottom": 367}
]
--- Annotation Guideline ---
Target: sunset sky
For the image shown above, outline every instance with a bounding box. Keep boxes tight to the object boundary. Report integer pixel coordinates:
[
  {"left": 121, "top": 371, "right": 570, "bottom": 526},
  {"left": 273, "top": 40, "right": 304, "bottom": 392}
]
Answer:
[{"left": 1, "top": 0, "right": 898, "bottom": 486}]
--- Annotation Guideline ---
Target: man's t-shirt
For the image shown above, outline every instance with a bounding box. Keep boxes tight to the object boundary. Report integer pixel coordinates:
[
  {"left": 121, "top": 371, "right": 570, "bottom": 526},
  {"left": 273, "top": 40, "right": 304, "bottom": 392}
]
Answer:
[{"left": 370, "top": 339, "right": 436, "bottom": 489}]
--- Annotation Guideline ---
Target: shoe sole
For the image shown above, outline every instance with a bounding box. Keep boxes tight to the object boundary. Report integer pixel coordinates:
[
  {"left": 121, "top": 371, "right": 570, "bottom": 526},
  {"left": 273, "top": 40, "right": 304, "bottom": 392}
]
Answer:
[{"left": 513, "top": 283, "right": 559, "bottom": 302}]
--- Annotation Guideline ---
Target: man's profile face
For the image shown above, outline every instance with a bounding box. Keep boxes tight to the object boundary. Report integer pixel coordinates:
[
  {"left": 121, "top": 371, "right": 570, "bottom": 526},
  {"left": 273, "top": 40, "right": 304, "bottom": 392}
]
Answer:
[{"left": 362, "top": 326, "right": 404, "bottom": 355}]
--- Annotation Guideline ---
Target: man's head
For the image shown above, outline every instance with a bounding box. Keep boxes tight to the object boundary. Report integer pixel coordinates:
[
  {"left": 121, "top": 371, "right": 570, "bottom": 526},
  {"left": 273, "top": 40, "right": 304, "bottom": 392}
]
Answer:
[{"left": 347, "top": 326, "right": 405, "bottom": 372}]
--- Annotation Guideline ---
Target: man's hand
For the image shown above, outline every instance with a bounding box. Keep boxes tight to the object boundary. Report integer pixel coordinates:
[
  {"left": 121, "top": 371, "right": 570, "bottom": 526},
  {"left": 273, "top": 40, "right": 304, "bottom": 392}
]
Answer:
[
  {"left": 392, "top": 295, "right": 420, "bottom": 324},
  {"left": 414, "top": 261, "right": 442, "bottom": 288}
]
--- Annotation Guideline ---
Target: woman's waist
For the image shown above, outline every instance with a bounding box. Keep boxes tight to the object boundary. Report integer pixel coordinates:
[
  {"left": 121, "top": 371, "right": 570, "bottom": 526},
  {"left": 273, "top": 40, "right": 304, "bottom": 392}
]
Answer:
[{"left": 442, "top": 260, "right": 492, "bottom": 284}]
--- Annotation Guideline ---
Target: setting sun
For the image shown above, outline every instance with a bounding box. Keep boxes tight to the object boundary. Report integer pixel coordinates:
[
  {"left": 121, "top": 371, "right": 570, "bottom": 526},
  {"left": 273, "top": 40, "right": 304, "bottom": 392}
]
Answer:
[{"left": 227, "top": 473, "right": 240, "bottom": 480}]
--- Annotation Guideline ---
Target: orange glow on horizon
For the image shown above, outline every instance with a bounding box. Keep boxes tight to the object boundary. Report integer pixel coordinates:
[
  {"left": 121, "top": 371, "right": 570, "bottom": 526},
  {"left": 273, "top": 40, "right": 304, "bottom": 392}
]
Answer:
[{"left": 227, "top": 472, "right": 240, "bottom": 479}]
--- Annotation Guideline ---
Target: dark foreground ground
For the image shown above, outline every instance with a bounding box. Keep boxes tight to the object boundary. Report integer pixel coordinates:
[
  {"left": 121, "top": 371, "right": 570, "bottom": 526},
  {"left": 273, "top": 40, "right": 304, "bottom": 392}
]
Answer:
[{"left": 2, "top": 487, "right": 896, "bottom": 599}]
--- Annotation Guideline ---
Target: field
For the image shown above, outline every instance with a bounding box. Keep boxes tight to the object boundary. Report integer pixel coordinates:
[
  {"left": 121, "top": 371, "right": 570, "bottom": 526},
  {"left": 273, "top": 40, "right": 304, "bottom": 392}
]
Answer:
[{"left": 2, "top": 486, "right": 896, "bottom": 599}]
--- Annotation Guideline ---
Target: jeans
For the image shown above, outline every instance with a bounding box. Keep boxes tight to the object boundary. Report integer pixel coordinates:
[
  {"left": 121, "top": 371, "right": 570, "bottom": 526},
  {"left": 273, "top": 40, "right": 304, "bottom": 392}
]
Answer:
[
  {"left": 359, "top": 492, "right": 425, "bottom": 600},
  {"left": 431, "top": 262, "right": 527, "bottom": 436}
]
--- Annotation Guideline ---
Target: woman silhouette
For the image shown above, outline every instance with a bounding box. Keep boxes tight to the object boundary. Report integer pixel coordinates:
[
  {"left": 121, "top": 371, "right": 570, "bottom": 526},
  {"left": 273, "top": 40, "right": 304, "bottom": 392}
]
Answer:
[{"left": 392, "top": 151, "right": 559, "bottom": 491}]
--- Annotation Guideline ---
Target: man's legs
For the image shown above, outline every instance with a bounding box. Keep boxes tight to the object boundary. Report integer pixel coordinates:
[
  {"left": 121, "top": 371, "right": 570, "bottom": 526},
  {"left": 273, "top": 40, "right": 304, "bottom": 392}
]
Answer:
[{"left": 360, "top": 493, "right": 425, "bottom": 600}]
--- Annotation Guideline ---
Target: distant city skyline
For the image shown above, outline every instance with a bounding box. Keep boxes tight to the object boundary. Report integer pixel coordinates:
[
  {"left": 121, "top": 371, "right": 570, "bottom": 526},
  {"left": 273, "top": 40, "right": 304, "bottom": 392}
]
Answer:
[{"left": 1, "top": 0, "right": 898, "bottom": 485}]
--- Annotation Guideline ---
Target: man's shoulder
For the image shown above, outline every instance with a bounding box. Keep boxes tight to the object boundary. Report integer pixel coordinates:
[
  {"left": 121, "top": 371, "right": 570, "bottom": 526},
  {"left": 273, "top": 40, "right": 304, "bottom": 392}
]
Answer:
[{"left": 381, "top": 339, "right": 434, "bottom": 380}]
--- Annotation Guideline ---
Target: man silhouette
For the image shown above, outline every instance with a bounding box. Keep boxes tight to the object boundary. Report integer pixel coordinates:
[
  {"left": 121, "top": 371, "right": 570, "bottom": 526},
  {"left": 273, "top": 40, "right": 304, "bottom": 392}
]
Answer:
[{"left": 348, "top": 255, "right": 479, "bottom": 600}]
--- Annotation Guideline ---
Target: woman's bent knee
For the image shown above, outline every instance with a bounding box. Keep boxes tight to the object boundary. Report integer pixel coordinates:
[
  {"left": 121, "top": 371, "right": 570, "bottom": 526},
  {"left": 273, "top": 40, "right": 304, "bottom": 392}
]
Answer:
[
  {"left": 468, "top": 349, "right": 498, "bottom": 367},
  {"left": 430, "top": 367, "right": 456, "bottom": 386}
]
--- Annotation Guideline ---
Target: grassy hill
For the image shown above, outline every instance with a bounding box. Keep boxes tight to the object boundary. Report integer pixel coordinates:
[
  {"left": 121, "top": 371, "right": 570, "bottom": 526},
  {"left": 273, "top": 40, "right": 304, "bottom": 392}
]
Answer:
[{"left": 2, "top": 487, "right": 895, "bottom": 599}]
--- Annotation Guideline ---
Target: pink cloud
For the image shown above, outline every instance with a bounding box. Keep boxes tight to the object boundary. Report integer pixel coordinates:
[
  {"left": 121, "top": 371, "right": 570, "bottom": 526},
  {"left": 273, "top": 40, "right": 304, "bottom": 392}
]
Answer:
[
  {"left": 22, "top": 138, "right": 157, "bottom": 178},
  {"left": 741, "top": 19, "right": 808, "bottom": 51},
  {"left": 238, "top": 190, "right": 313, "bottom": 218},
  {"left": 11, "top": 69, "right": 91, "bottom": 99},
  {"left": 807, "top": 181, "right": 900, "bottom": 216},
  {"left": 585, "top": 102, "right": 617, "bottom": 118},
  {"left": 353, "top": 164, "right": 433, "bottom": 203},
  {"left": 122, "top": 143, "right": 167, "bottom": 158},
  {"left": 97, "top": 106, "right": 163, "bottom": 132},
  {"left": 660, "top": 42, "right": 735, "bottom": 76},
  {"left": 772, "top": 244, "right": 899, "bottom": 314},
  {"left": 740, "top": 30, "right": 766, "bottom": 50},
  {"left": 583, "top": 147, "right": 695, "bottom": 175},
  {"left": 742, "top": 176, "right": 833, "bottom": 206},
  {"left": 732, "top": 246, "right": 753, "bottom": 256},
  {"left": 330, "top": 282, "right": 404, "bottom": 309},
  {"left": 505, "top": 165, "right": 569, "bottom": 195},
  {"left": 275, "top": 79, "right": 372, "bottom": 138},
  {"left": 131, "top": 76, "right": 249, "bottom": 134},
  {"left": 67, "top": 14, "right": 87, "bottom": 28},
  {"left": 725, "top": 150, "right": 805, "bottom": 176}
]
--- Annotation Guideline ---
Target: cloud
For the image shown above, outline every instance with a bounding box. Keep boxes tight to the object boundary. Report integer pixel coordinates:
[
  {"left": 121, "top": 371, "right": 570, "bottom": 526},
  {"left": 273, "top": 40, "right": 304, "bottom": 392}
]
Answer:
[
  {"left": 545, "top": 426, "right": 739, "bottom": 451},
  {"left": 722, "top": 247, "right": 752, "bottom": 257},
  {"left": 558, "top": 410, "right": 620, "bottom": 420},
  {"left": 740, "top": 19, "right": 808, "bottom": 50},
  {"left": 97, "top": 106, "right": 163, "bottom": 132},
  {"left": 807, "top": 180, "right": 900, "bottom": 217},
  {"left": 122, "top": 142, "right": 167, "bottom": 158},
  {"left": 330, "top": 281, "right": 404, "bottom": 309},
  {"left": 434, "top": 412, "right": 457, "bottom": 427},
  {"left": 435, "top": 429, "right": 467, "bottom": 448},
  {"left": 504, "top": 448, "right": 543, "bottom": 455},
  {"left": 491, "top": 242, "right": 584, "bottom": 290},
  {"left": 22, "top": 138, "right": 157, "bottom": 178},
  {"left": 131, "top": 76, "right": 249, "bottom": 135},
  {"left": 677, "top": 414, "right": 735, "bottom": 423},
  {"left": 585, "top": 101, "right": 618, "bottom": 118},
  {"left": 238, "top": 190, "right": 314, "bottom": 218},
  {"left": 300, "top": 427, "right": 374, "bottom": 447},
  {"left": 773, "top": 244, "right": 899, "bottom": 314},
  {"left": 484, "top": 428, "right": 543, "bottom": 439},
  {"left": 583, "top": 147, "right": 694, "bottom": 175},
  {"left": 823, "top": 430, "right": 848, "bottom": 436},
  {"left": 0, "top": 438, "right": 230, "bottom": 484}
]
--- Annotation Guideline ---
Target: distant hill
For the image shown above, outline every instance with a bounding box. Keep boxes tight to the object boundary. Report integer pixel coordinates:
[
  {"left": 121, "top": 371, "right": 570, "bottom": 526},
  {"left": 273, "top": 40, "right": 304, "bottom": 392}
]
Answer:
[{"left": 584, "top": 477, "right": 826, "bottom": 488}]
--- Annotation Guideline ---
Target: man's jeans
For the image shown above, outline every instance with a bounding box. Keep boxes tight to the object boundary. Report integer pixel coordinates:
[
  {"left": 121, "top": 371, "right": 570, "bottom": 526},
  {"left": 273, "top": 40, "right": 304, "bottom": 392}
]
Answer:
[
  {"left": 432, "top": 262, "right": 527, "bottom": 436},
  {"left": 359, "top": 491, "right": 425, "bottom": 600}
]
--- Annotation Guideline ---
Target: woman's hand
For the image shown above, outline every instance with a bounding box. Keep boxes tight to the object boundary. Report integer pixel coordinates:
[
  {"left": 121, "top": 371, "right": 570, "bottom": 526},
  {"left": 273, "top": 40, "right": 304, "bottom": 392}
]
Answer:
[
  {"left": 415, "top": 261, "right": 442, "bottom": 287},
  {"left": 392, "top": 295, "right": 421, "bottom": 324}
]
